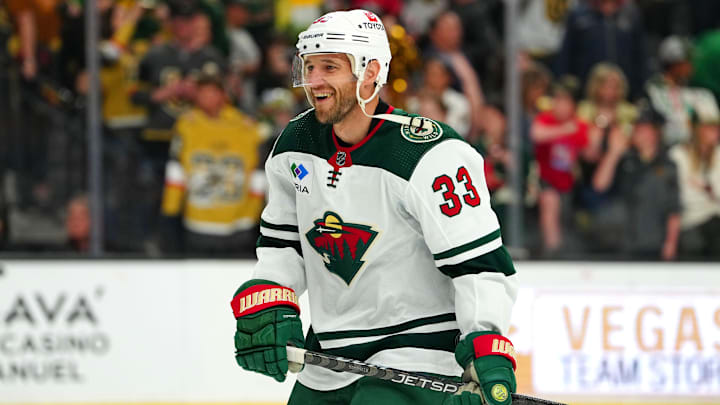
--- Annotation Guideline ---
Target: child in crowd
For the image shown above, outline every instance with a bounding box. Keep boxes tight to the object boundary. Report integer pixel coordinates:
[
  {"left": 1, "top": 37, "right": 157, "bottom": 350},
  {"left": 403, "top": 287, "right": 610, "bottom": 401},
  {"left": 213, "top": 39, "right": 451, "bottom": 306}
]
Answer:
[{"left": 531, "top": 76, "right": 588, "bottom": 255}]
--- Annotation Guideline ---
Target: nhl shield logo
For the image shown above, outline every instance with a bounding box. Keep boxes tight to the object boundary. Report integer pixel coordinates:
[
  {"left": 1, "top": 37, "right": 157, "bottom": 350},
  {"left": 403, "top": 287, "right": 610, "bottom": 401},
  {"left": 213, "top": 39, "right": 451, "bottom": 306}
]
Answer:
[
  {"left": 306, "top": 212, "right": 378, "bottom": 285},
  {"left": 336, "top": 151, "right": 347, "bottom": 167}
]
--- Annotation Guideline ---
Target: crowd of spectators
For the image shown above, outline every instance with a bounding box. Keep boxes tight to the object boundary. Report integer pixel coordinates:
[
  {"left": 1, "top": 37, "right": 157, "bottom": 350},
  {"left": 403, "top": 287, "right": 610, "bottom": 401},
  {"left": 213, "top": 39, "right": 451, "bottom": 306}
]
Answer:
[{"left": 0, "top": 0, "right": 719, "bottom": 261}]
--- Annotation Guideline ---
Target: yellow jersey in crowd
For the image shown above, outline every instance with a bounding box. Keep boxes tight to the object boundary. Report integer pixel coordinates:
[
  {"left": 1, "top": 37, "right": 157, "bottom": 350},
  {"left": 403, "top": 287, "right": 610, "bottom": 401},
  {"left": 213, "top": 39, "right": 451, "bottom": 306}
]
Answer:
[
  {"left": 162, "top": 105, "right": 266, "bottom": 235},
  {"left": 101, "top": 41, "right": 150, "bottom": 129}
]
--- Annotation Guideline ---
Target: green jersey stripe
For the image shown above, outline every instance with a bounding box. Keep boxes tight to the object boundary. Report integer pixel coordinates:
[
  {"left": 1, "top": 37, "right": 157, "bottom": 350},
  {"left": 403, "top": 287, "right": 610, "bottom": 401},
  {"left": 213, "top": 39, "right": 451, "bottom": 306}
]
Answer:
[
  {"left": 256, "top": 235, "right": 302, "bottom": 257},
  {"left": 321, "top": 330, "right": 460, "bottom": 362},
  {"left": 438, "top": 246, "right": 516, "bottom": 278},
  {"left": 315, "top": 313, "right": 456, "bottom": 341},
  {"left": 433, "top": 229, "right": 501, "bottom": 260},
  {"left": 260, "top": 219, "right": 299, "bottom": 233}
]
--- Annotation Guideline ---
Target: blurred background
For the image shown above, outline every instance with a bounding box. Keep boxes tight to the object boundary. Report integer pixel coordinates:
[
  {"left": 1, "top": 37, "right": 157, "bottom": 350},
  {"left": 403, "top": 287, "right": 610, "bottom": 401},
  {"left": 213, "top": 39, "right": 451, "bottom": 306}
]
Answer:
[
  {"left": 0, "top": 0, "right": 718, "bottom": 261},
  {"left": 0, "top": 1, "right": 718, "bottom": 404}
]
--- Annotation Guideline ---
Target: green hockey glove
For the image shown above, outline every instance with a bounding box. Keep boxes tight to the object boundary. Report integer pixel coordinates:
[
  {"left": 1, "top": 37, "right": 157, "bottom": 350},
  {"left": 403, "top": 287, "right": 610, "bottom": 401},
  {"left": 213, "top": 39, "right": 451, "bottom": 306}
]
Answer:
[
  {"left": 443, "top": 391, "right": 484, "bottom": 405},
  {"left": 230, "top": 279, "right": 304, "bottom": 382},
  {"left": 450, "top": 331, "right": 517, "bottom": 405}
]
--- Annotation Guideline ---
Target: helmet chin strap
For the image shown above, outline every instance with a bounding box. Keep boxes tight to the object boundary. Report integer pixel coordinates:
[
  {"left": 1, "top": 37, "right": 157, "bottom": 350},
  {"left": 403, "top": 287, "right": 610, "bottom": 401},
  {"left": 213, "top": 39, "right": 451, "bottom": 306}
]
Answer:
[{"left": 355, "top": 73, "right": 435, "bottom": 134}]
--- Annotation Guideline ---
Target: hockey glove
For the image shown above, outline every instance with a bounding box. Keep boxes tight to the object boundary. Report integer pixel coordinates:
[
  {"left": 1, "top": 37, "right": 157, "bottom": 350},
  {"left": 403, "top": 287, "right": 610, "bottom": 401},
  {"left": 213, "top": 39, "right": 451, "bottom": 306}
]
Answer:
[
  {"left": 231, "top": 279, "right": 304, "bottom": 382},
  {"left": 449, "top": 331, "right": 517, "bottom": 405}
]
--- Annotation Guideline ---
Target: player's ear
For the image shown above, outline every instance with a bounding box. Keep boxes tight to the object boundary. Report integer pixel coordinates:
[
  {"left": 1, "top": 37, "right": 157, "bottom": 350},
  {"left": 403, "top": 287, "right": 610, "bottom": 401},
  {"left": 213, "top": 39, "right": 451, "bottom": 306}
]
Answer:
[{"left": 362, "top": 60, "right": 381, "bottom": 87}]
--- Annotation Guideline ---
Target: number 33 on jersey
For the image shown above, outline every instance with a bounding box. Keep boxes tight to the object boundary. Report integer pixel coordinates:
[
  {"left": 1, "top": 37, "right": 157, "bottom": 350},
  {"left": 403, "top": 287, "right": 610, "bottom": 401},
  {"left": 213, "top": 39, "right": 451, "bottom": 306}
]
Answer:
[{"left": 433, "top": 166, "right": 482, "bottom": 217}]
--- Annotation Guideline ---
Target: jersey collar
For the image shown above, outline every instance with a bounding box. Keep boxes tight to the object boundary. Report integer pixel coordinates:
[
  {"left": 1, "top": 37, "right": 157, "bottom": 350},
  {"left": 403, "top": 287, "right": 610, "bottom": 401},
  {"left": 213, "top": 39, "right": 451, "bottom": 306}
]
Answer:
[
  {"left": 326, "top": 102, "right": 393, "bottom": 185},
  {"left": 331, "top": 101, "right": 394, "bottom": 154}
]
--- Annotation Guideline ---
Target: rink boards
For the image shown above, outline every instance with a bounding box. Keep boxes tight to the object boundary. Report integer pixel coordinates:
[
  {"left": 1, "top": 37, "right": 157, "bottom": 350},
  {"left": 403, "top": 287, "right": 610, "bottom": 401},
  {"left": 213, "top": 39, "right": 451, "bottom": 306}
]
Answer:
[{"left": 0, "top": 260, "right": 718, "bottom": 405}]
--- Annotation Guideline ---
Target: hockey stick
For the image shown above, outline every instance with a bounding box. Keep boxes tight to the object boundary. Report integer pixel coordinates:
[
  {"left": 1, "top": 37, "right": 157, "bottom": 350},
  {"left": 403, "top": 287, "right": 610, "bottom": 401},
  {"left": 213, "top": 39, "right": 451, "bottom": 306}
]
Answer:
[{"left": 286, "top": 346, "right": 566, "bottom": 405}]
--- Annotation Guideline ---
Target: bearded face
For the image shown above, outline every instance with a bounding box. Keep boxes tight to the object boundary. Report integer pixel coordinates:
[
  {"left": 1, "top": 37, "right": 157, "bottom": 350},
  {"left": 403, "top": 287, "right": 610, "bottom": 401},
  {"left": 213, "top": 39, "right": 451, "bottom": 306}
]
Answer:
[
  {"left": 313, "top": 79, "right": 357, "bottom": 124},
  {"left": 303, "top": 54, "right": 359, "bottom": 124}
]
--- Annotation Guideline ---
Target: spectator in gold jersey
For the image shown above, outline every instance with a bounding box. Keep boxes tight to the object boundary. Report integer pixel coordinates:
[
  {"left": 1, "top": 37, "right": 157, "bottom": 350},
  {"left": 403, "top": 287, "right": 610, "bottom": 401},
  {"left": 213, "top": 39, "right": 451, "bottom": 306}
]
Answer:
[{"left": 161, "top": 74, "right": 265, "bottom": 256}]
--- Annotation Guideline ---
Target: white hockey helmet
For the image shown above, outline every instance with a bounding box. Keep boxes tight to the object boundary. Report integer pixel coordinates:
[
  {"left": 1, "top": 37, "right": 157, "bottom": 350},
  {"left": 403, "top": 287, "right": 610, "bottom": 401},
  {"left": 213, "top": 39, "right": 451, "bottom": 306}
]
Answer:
[
  {"left": 293, "top": 9, "right": 434, "bottom": 133},
  {"left": 293, "top": 9, "right": 392, "bottom": 89}
]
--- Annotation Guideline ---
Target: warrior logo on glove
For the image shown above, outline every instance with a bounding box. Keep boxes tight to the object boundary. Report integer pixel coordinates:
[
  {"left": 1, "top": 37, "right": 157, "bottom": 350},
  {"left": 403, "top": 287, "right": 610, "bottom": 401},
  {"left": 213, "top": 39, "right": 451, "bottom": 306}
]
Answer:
[{"left": 231, "top": 285, "right": 300, "bottom": 317}]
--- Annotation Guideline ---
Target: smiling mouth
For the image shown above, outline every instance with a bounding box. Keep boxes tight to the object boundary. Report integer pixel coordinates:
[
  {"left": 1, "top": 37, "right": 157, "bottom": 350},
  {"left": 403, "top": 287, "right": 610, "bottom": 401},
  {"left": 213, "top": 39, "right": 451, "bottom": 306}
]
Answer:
[{"left": 313, "top": 92, "right": 333, "bottom": 103}]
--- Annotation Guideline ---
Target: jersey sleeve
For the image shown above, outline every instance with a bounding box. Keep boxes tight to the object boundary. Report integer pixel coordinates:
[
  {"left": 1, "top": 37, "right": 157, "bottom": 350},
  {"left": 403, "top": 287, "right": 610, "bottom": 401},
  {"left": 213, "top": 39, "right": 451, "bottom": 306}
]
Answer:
[
  {"left": 252, "top": 140, "right": 307, "bottom": 296},
  {"left": 404, "top": 139, "right": 518, "bottom": 336}
]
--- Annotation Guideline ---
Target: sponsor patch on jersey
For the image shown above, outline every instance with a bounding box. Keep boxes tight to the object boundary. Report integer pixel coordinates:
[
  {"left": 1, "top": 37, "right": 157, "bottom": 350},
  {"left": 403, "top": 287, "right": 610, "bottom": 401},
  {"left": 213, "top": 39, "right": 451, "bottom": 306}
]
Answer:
[
  {"left": 291, "top": 163, "right": 309, "bottom": 180},
  {"left": 400, "top": 117, "right": 443, "bottom": 143},
  {"left": 290, "top": 160, "right": 313, "bottom": 194},
  {"left": 306, "top": 212, "right": 378, "bottom": 285}
]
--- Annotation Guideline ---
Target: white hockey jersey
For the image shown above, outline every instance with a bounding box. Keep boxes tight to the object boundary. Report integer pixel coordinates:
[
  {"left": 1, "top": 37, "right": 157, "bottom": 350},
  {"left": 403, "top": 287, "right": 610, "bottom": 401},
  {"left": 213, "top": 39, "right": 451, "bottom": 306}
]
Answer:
[{"left": 253, "top": 102, "right": 518, "bottom": 391}]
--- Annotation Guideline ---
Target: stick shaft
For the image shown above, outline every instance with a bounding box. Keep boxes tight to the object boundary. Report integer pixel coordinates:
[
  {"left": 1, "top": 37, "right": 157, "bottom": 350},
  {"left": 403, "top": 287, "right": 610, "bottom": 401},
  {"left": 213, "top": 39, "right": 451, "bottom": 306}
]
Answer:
[
  {"left": 286, "top": 347, "right": 566, "bottom": 405},
  {"left": 287, "top": 346, "right": 462, "bottom": 393}
]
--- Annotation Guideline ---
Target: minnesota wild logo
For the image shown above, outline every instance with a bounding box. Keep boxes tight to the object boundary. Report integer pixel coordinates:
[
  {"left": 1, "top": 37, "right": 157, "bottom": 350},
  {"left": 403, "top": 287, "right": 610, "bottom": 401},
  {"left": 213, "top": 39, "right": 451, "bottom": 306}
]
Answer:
[
  {"left": 306, "top": 212, "right": 378, "bottom": 285},
  {"left": 400, "top": 117, "right": 443, "bottom": 143}
]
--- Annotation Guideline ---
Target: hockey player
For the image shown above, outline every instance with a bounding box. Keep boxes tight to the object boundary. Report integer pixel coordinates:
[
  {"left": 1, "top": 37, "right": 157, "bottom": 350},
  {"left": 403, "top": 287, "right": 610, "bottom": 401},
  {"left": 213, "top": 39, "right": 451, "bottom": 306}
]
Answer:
[{"left": 230, "top": 10, "right": 518, "bottom": 405}]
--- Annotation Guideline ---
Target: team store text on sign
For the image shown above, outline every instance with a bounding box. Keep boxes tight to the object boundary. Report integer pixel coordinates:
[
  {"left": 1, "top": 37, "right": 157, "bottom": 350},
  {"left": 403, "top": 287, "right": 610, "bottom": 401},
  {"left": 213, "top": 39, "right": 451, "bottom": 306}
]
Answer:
[{"left": 530, "top": 292, "right": 720, "bottom": 395}]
